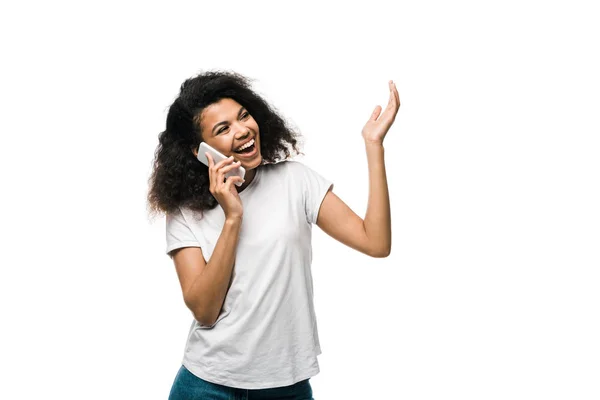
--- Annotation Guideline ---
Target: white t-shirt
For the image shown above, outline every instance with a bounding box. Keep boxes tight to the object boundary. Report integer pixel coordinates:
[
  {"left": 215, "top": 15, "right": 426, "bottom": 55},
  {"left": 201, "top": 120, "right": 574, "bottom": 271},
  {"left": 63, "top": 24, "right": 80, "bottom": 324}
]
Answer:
[{"left": 165, "top": 160, "right": 333, "bottom": 389}]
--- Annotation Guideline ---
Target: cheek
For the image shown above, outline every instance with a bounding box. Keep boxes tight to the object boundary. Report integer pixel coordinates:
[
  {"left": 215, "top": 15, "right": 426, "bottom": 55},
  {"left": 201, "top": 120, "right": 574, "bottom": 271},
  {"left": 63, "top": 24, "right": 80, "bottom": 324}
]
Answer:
[
  {"left": 253, "top": 124, "right": 261, "bottom": 140},
  {"left": 249, "top": 118, "right": 259, "bottom": 131}
]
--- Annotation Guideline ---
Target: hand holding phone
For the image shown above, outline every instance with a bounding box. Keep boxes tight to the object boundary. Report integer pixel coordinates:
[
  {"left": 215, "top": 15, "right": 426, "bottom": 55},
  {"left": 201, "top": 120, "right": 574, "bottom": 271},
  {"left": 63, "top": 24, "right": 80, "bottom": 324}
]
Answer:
[
  {"left": 197, "top": 142, "right": 246, "bottom": 186},
  {"left": 204, "top": 152, "right": 245, "bottom": 219}
]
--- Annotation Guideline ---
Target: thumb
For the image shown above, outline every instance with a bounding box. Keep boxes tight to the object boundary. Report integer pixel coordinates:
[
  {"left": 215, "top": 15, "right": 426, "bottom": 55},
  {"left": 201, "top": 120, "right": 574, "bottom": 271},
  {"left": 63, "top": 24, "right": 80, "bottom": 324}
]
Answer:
[{"left": 370, "top": 105, "right": 382, "bottom": 121}]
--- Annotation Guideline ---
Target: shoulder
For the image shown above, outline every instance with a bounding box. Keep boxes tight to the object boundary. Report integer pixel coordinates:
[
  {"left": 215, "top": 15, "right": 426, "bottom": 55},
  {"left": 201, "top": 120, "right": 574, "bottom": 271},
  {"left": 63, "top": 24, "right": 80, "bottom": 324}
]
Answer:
[
  {"left": 259, "top": 160, "right": 324, "bottom": 187},
  {"left": 261, "top": 159, "right": 304, "bottom": 177},
  {"left": 165, "top": 205, "right": 183, "bottom": 222},
  {"left": 282, "top": 160, "right": 325, "bottom": 181},
  {"left": 168, "top": 205, "right": 205, "bottom": 226},
  {"left": 276, "top": 159, "right": 310, "bottom": 175}
]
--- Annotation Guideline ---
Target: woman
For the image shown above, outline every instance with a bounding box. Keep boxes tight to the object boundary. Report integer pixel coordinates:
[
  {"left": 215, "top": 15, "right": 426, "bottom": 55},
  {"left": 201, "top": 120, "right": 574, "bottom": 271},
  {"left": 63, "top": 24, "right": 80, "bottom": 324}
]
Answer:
[{"left": 147, "top": 70, "right": 399, "bottom": 399}]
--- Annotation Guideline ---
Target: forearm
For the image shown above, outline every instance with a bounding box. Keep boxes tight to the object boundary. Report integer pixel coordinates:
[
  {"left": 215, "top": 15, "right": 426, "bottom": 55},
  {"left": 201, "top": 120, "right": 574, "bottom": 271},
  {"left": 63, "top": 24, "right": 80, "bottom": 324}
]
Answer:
[
  {"left": 188, "top": 217, "right": 242, "bottom": 324},
  {"left": 363, "top": 141, "right": 392, "bottom": 257}
]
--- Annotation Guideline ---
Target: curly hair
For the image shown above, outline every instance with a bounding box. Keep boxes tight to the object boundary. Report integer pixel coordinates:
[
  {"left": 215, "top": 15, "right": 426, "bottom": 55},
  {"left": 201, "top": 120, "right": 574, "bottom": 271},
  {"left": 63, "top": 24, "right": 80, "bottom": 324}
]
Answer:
[{"left": 147, "top": 70, "right": 303, "bottom": 218}]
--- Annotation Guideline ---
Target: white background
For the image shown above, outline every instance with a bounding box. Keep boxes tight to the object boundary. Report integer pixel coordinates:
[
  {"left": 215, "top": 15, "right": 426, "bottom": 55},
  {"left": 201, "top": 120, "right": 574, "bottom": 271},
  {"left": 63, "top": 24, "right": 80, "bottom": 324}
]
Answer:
[{"left": 1, "top": 1, "right": 599, "bottom": 399}]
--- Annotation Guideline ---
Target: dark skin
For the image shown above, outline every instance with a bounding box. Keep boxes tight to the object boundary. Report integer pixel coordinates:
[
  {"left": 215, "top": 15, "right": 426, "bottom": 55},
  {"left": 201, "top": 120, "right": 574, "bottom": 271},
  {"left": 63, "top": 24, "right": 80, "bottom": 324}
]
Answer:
[
  {"left": 192, "top": 98, "right": 262, "bottom": 193},
  {"left": 190, "top": 80, "right": 398, "bottom": 256}
]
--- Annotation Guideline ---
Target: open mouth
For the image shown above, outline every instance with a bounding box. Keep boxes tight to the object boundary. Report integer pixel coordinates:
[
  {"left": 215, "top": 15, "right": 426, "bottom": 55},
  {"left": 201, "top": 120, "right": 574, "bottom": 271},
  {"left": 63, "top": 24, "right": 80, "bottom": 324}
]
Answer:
[
  {"left": 234, "top": 145, "right": 257, "bottom": 159},
  {"left": 234, "top": 138, "right": 256, "bottom": 155}
]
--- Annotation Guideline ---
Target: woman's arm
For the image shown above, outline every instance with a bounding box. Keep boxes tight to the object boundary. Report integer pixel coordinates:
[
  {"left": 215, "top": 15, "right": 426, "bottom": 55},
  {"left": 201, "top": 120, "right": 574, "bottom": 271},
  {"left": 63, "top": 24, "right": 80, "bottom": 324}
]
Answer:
[
  {"left": 316, "top": 142, "right": 391, "bottom": 257},
  {"left": 171, "top": 216, "right": 242, "bottom": 326},
  {"left": 363, "top": 142, "right": 391, "bottom": 255},
  {"left": 316, "top": 80, "right": 399, "bottom": 258}
]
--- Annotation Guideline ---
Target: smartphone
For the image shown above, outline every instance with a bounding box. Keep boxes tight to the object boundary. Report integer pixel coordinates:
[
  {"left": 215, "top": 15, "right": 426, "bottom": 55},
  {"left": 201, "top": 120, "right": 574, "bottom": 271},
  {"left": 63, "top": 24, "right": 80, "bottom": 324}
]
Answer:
[{"left": 197, "top": 142, "right": 246, "bottom": 186}]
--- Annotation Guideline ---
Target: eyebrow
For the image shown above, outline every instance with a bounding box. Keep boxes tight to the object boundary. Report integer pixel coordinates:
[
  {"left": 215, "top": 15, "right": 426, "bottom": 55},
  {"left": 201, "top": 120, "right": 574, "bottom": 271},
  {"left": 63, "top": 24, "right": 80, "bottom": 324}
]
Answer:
[{"left": 211, "top": 107, "right": 246, "bottom": 136}]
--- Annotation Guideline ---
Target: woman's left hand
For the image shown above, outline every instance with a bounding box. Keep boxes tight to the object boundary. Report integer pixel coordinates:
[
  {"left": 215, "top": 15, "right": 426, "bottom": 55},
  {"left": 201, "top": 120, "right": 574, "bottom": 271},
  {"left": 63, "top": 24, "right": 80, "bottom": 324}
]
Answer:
[{"left": 361, "top": 80, "right": 401, "bottom": 145}]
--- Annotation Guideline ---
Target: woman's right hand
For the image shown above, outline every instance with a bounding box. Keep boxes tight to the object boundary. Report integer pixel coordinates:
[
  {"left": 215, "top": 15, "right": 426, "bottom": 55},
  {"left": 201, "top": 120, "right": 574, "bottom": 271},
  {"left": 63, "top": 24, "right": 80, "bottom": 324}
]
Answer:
[{"left": 206, "top": 153, "right": 244, "bottom": 220}]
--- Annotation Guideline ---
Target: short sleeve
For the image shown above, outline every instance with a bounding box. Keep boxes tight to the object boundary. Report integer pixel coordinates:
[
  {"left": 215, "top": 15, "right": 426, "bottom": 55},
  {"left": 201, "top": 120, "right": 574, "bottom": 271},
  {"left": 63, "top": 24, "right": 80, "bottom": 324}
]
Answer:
[
  {"left": 296, "top": 162, "right": 334, "bottom": 224},
  {"left": 165, "top": 207, "right": 201, "bottom": 257}
]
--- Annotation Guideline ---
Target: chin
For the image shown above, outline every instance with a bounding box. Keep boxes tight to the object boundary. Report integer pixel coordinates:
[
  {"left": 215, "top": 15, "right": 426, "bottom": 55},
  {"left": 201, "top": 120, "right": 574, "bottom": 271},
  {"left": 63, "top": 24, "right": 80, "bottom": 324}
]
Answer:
[{"left": 245, "top": 155, "right": 263, "bottom": 170}]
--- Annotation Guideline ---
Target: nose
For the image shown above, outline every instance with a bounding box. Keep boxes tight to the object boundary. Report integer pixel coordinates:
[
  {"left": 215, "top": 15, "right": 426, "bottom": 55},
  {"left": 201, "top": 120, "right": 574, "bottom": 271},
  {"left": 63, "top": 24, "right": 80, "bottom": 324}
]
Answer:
[{"left": 232, "top": 121, "right": 250, "bottom": 139}]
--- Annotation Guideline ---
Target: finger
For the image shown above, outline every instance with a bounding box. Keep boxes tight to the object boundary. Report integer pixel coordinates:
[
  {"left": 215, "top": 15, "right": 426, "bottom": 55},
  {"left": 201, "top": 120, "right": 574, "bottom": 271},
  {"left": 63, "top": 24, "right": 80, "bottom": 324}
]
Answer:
[
  {"left": 224, "top": 175, "right": 244, "bottom": 192},
  {"left": 215, "top": 155, "right": 235, "bottom": 170},
  {"left": 393, "top": 81, "right": 400, "bottom": 107},
  {"left": 205, "top": 153, "right": 216, "bottom": 192},
  {"left": 371, "top": 105, "right": 382, "bottom": 121},
  {"left": 216, "top": 161, "right": 239, "bottom": 181},
  {"left": 219, "top": 161, "right": 242, "bottom": 174},
  {"left": 215, "top": 159, "right": 239, "bottom": 184},
  {"left": 387, "top": 80, "right": 397, "bottom": 108}
]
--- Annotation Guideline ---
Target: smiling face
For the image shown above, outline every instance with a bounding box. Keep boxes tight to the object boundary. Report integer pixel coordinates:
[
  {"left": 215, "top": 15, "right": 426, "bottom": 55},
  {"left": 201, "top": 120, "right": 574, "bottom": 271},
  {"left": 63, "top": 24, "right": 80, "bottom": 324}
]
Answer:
[{"left": 196, "top": 98, "right": 262, "bottom": 170}]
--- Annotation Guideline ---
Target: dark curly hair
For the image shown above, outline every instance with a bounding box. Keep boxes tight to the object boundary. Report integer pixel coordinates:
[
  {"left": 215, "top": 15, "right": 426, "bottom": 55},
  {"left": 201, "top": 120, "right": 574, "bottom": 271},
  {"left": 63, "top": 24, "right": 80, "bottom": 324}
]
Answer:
[{"left": 147, "top": 70, "right": 303, "bottom": 218}]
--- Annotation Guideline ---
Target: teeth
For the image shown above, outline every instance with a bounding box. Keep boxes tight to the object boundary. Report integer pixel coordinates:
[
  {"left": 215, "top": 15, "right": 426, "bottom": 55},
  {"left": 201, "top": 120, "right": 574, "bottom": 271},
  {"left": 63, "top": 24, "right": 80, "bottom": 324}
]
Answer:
[{"left": 235, "top": 138, "right": 254, "bottom": 151}]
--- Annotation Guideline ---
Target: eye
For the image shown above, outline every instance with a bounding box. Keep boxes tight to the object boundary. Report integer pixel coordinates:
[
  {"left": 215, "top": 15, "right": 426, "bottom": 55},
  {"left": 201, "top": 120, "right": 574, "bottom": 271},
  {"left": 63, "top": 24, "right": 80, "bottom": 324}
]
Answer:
[
  {"left": 241, "top": 111, "right": 250, "bottom": 119},
  {"left": 217, "top": 126, "right": 228, "bottom": 134}
]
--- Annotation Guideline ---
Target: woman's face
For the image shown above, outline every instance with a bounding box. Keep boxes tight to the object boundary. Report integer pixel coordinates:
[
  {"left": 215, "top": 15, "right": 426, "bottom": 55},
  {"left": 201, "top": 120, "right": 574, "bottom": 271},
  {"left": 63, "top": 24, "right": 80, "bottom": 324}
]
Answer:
[{"left": 196, "top": 98, "right": 262, "bottom": 170}]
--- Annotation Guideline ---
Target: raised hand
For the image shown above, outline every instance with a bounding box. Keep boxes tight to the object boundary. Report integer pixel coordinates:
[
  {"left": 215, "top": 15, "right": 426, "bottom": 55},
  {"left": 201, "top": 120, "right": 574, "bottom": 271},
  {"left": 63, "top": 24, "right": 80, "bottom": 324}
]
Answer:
[{"left": 361, "top": 80, "right": 401, "bottom": 145}]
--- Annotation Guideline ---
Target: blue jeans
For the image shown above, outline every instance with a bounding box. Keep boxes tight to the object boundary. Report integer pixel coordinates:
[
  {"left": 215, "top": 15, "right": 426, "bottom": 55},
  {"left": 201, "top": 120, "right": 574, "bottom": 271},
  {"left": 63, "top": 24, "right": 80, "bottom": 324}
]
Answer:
[{"left": 168, "top": 365, "right": 315, "bottom": 400}]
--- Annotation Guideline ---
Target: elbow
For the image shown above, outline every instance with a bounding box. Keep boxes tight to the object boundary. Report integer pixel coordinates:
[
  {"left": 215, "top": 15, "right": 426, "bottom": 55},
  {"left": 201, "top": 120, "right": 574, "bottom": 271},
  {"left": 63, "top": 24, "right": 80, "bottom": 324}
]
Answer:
[
  {"left": 371, "top": 251, "right": 390, "bottom": 258},
  {"left": 370, "top": 246, "right": 391, "bottom": 258},
  {"left": 186, "top": 299, "right": 217, "bottom": 327},
  {"left": 192, "top": 308, "right": 217, "bottom": 327},
  {"left": 184, "top": 289, "right": 221, "bottom": 328}
]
